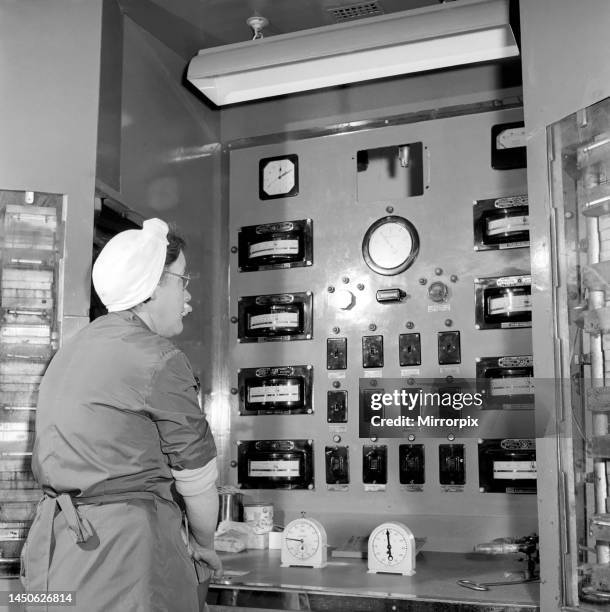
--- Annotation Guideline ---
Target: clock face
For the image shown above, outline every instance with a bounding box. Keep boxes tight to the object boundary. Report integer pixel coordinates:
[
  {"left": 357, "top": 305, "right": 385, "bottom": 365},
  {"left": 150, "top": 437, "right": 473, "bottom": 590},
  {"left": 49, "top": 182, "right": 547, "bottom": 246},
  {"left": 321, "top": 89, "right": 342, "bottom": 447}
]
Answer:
[
  {"left": 371, "top": 525, "right": 409, "bottom": 567},
  {"left": 362, "top": 216, "right": 420, "bottom": 275},
  {"left": 283, "top": 519, "right": 320, "bottom": 560},
  {"left": 367, "top": 521, "right": 417, "bottom": 575},
  {"left": 259, "top": 154, "right": 299, "bottom": 199}
]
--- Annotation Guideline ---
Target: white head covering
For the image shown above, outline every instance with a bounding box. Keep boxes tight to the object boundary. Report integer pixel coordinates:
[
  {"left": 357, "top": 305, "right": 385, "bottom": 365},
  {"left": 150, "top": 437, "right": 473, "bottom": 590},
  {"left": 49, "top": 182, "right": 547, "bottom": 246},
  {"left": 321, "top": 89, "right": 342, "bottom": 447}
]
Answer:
[{"left": 92, "top": 218, "right": 169, "bottom": 312}]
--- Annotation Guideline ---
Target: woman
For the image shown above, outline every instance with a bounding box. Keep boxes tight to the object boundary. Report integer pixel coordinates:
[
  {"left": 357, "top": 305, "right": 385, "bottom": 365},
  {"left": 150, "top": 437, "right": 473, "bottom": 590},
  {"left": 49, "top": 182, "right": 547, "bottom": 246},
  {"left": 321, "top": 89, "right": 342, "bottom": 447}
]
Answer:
[{"left": 21, "top": 219, "right": 221, "bottom": 611}]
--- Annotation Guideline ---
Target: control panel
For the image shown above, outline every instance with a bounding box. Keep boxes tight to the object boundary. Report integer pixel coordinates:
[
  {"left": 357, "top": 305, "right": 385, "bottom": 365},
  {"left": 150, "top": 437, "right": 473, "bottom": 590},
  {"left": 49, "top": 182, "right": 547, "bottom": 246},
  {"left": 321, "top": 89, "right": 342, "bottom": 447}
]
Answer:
[{"left": 227, "top": 106, "right": 534, "bottom": 552}]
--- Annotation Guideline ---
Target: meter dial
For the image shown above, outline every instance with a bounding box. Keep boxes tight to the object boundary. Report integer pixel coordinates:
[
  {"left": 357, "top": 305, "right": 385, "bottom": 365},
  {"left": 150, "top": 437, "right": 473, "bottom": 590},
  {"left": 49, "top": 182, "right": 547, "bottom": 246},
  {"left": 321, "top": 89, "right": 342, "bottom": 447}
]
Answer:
[
  {"left": 367, "top": 521, "right": 417, "bottom": 575},
  {"left": 259, "top": 154, "right": 299, "bottom": 200},
  {"left": 362, "top": 216, "right": 420, "bottom": 275},
  {"left": 281, "top": 517, "right": 328, "bottom": 568}
]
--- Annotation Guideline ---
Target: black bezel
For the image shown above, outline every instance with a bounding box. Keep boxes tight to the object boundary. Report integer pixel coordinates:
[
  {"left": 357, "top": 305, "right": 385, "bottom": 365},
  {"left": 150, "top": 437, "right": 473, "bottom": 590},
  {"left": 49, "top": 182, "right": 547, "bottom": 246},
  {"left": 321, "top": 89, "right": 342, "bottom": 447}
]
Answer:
[
  {"left": 237, "top": 439, "right": 314, "bottom": 489},
  {"left": 491, "top": 121, "right": 527, "bottom": 170},
  {"left": 474, "top": 275, "right": 532, "bottom": 330},
  {"left": 238, "top": 365, "right": 313, "bottom": 415},
  {"left": 238, "top": 218, "right": 313, "bottom": 272},
  {"left": 478, "top": 438, "right": 536, "bottom": 494},
  {"left": 362, "top": 215, "right": 420, "bottom": 276},
  {"left": 259, "top": 154, "right": 299, "bottom": 200}
]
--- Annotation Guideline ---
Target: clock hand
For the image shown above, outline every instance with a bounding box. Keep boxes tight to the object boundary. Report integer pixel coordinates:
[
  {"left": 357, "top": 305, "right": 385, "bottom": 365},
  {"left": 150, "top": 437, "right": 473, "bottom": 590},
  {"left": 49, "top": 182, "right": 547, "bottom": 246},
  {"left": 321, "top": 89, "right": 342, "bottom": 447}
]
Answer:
[{"left": 386, "top": 529, "right": 393, "bottom": 561}]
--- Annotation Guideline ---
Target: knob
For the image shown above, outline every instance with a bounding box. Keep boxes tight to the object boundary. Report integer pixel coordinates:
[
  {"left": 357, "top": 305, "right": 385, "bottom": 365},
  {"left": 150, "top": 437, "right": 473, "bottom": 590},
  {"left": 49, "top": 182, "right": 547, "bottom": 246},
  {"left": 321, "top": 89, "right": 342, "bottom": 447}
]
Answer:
[{"left": 428, "top": 281, "right": 449, "bottom": 303}]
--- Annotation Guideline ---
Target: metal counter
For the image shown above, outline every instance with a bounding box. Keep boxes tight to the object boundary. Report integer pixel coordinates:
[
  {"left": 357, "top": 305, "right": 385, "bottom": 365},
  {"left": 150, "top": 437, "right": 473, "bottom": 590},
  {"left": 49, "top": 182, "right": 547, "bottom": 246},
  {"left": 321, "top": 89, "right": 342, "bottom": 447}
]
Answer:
[{"left": 208, "top": 549, "right": 539, "bottom": 611}]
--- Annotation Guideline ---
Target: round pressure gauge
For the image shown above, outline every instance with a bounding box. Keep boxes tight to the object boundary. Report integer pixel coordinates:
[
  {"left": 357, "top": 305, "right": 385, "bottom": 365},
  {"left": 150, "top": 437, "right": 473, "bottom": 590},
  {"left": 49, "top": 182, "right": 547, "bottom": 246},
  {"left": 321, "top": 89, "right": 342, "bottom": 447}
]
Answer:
[
  {"left": 367, "top": 521, "right": 416, "bottom": 576},
  {"left": 362, "top": 216, "right": 420, "bottom": 276},
  {"left": 281, "top": 517, "right": 327, "bottom": 568}
]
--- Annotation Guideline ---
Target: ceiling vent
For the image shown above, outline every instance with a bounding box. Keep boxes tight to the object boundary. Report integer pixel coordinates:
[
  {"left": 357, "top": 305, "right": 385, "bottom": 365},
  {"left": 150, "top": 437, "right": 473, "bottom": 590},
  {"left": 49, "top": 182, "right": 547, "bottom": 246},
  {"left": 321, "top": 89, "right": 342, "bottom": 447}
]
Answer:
[{"left": 327, "top": 2, "right": 385, "bottom": 22}]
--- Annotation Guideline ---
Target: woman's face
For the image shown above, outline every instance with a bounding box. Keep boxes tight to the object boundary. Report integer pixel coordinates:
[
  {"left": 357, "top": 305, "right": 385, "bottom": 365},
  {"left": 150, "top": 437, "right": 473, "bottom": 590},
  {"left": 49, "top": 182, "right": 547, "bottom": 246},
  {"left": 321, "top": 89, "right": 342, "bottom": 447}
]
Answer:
[{"left": 149, "top": 251, "right": 192, "bottom": 338}]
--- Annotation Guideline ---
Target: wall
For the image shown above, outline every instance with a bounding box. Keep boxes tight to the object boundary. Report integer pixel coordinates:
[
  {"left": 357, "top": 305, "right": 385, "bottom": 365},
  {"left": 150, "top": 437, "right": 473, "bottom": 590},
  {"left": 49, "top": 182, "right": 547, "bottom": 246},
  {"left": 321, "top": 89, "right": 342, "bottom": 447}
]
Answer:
[
  {"left": 0, "top": 0, "right": 103, "bottom": 336},
  {"left": 96, "top": 8, "right": 228, "bottom": 443},
  {"left": 520, "top": 1, "right": 610, "bottom": 609},
  {"left": 221, "top": 61, "right": 522, "bottom": 141}
]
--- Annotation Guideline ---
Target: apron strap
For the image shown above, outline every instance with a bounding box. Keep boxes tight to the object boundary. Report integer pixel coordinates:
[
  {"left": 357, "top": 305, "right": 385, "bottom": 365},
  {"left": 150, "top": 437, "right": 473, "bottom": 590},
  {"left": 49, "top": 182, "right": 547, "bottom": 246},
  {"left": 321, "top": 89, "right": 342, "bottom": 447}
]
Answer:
[{"left": 23, "top": 493, "right": 94, "bottom": 593}]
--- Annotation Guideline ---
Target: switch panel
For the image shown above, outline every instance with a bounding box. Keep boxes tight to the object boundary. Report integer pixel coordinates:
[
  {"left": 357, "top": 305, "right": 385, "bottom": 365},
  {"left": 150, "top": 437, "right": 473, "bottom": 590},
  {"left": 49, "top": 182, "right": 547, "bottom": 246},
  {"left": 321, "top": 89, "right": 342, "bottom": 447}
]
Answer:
[
  {"left": 399, "top": 333, "right": 421, "bottom": 366},
  {"left": 327, "top": 390, "right": 347, "bottom": 423},
  {"left": 363, "top": 445, "right": 387, "bottom": 484},
  {"left": 399, "top": 444, "right": 425, "bottom": 485},
  {"left": 438, "top": 331, "right": 461, "bottom": 365},
  {"left": 439, "top": 444, "right": 465, "bottom": 485},
  {"left": 362, "top": 335, "right": 384, "bottom": 368},
  {"left": 327, "top": 337, "right": 347, "bottom": 370},
  {"left": 325, "top": 446, "right": 350, "bottom": 484}
]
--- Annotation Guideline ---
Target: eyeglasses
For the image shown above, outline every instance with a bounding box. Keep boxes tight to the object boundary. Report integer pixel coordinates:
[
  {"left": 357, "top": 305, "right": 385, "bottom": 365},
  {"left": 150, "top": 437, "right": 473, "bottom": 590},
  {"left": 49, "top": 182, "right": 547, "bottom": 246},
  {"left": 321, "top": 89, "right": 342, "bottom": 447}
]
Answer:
[{"left": 164, "top": 271, "right": 197, "bottom": 290}]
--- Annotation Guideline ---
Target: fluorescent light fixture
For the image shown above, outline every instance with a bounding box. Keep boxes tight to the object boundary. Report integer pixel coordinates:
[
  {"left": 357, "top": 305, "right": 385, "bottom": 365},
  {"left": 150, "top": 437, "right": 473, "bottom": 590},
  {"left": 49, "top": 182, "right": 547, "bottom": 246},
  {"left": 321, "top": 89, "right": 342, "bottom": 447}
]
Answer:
[{"left": 187, "top": 0, "right": 519, "bottom": 106}]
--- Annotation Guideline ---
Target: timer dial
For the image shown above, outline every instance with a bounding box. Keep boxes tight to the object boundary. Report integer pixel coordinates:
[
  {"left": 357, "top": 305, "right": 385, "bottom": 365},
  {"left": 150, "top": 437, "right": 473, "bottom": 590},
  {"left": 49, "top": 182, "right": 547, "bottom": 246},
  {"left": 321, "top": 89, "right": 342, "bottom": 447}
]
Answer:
[
  {"left": 281, "top": 517, "right": 327, "bottom": 568},
  {"left": 367, "top": 521, "right": 417, "bottom": 575}
]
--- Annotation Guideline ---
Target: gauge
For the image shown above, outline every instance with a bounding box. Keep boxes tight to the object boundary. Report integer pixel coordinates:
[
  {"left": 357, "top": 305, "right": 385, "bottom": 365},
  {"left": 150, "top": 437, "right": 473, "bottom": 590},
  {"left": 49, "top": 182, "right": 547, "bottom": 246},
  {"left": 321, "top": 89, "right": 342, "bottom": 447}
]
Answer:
[
  {"left": 259, "top": 154, "right": 299, "bottom": 200},
  {"left": 281, "top": 517, "right": 327, "bottom": 568},
  {"left": 362, "top": 216, "right": 419, "bottom": 275},
  {"left": 367, "top": 521, "right": 416, "bottom": 575}
]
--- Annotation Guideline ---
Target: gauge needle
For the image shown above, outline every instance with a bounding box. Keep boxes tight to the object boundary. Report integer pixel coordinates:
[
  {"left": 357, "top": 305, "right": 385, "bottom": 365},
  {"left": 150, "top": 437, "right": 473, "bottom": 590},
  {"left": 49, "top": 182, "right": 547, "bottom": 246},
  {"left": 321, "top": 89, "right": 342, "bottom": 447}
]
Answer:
[
  {"left": 286, "top": 538, "right": 304, "bottom": 543},
  {"left": 386, "top": 529, "right": 393, "bottom": 561}
]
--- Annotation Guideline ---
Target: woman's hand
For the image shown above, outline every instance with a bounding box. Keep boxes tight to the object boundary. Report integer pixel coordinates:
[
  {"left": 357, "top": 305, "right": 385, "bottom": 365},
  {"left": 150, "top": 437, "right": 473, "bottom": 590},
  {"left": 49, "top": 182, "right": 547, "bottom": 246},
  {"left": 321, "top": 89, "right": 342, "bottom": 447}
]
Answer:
[{"left": 189, "top": 537, "right": 223, "bottom": 580}]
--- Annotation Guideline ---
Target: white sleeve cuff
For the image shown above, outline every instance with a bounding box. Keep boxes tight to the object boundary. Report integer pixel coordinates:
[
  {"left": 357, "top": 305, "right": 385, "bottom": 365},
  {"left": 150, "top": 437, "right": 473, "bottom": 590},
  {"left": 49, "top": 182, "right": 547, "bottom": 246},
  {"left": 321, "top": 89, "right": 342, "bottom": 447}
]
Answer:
[{"left": 171, "top": 457, "right": 218, "bottom": 497}]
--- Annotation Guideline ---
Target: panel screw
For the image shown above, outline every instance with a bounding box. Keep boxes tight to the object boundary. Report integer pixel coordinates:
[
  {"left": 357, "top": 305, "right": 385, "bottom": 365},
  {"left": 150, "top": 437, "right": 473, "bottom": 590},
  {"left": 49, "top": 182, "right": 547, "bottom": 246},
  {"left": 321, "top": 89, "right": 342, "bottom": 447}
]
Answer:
[
  {"left": 230, "top": 460, "right": 237, "bottom": 468},
  {"left": 230, "top": 316, "right": 238, "bottom": 324},
  {"left": 446, "top": 375, "right": 454, "bottom": 383},
  {"left": 328, "top": 286, "right": 335, "bottom": 293},
  {"left": 435, "top": 268, "right": 443, "bottom": 276},
  {"left": 357, "top": 283, "right": 365, "bottom": 291},
  {"left": 386, "top": 206, "right": 394, "bottom": 214},
  {"left": 342, "top": 276, "right": 350, "bottom": 284},
  {"left": 370, "top": 379, "right": 378, "bottom": 387},
  {"left": 407, "top": 378, "right": 415, "bottom": 386},
  {"left": 406, "top": 321, "right": 414, "bottom": 329},
  {"left": 450, "top": 274, "right": 458, "bottom": 283},
  {"left": 332, "top": 380, "right": 341, "bottom": 389},
  {"left": 230, "top": 388, "right": 238, "bottom": 395},
  {"left": 230, "top": 246, "right": 238, "bottom": 253},
  {"left": 333, "top": 434, "right": 342, "bottom": 443},
  {"left": 419, "top": 277, "right": 427, "bottom": 285},
  {"left": 447, "top": 433, "right": 456, "bottom": 441},
  {"left": 369, "top": 323, "right": 377, "bottom": 331},
  {"left": 408, "top": 434, "right": 416, "bottom": 442},
  {"left": 332, "top": 326, "right": 341, "bottom": 334},
  {"left": 445, "top": 319, "right": 453, "bottom": 327}
]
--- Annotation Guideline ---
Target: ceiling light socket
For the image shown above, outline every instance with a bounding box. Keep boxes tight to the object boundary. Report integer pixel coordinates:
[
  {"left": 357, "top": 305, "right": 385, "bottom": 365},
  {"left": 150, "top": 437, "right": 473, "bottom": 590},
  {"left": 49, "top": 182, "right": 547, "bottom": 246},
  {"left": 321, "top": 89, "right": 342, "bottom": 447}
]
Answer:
[{"left": 246, "top": 16, "right": 269, "bottom": 38}]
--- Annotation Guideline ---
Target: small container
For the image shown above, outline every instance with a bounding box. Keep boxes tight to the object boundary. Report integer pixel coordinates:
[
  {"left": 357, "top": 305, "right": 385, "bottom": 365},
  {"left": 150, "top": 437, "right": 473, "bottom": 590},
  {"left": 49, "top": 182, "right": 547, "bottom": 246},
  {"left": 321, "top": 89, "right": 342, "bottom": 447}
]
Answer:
[
  {"left": 243, "top": 502, "right": 274, "bottom": 534},
  {"left": 218, "top": 491, "right": 243, "bottom": 524}
]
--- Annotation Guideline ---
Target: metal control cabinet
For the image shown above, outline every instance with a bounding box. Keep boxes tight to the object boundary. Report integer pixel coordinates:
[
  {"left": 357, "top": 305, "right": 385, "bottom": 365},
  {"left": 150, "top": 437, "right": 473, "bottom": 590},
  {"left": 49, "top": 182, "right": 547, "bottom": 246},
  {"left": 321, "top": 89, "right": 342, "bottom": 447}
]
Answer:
[
  {"left": 227, "top": 105, "right": 535, "bottom": 552},
  {"left": 0, "top": 190, "right": 64, "bottom": 576},
  {"left": 547, "top": 96, "right": 610, "bottom": 607}
]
